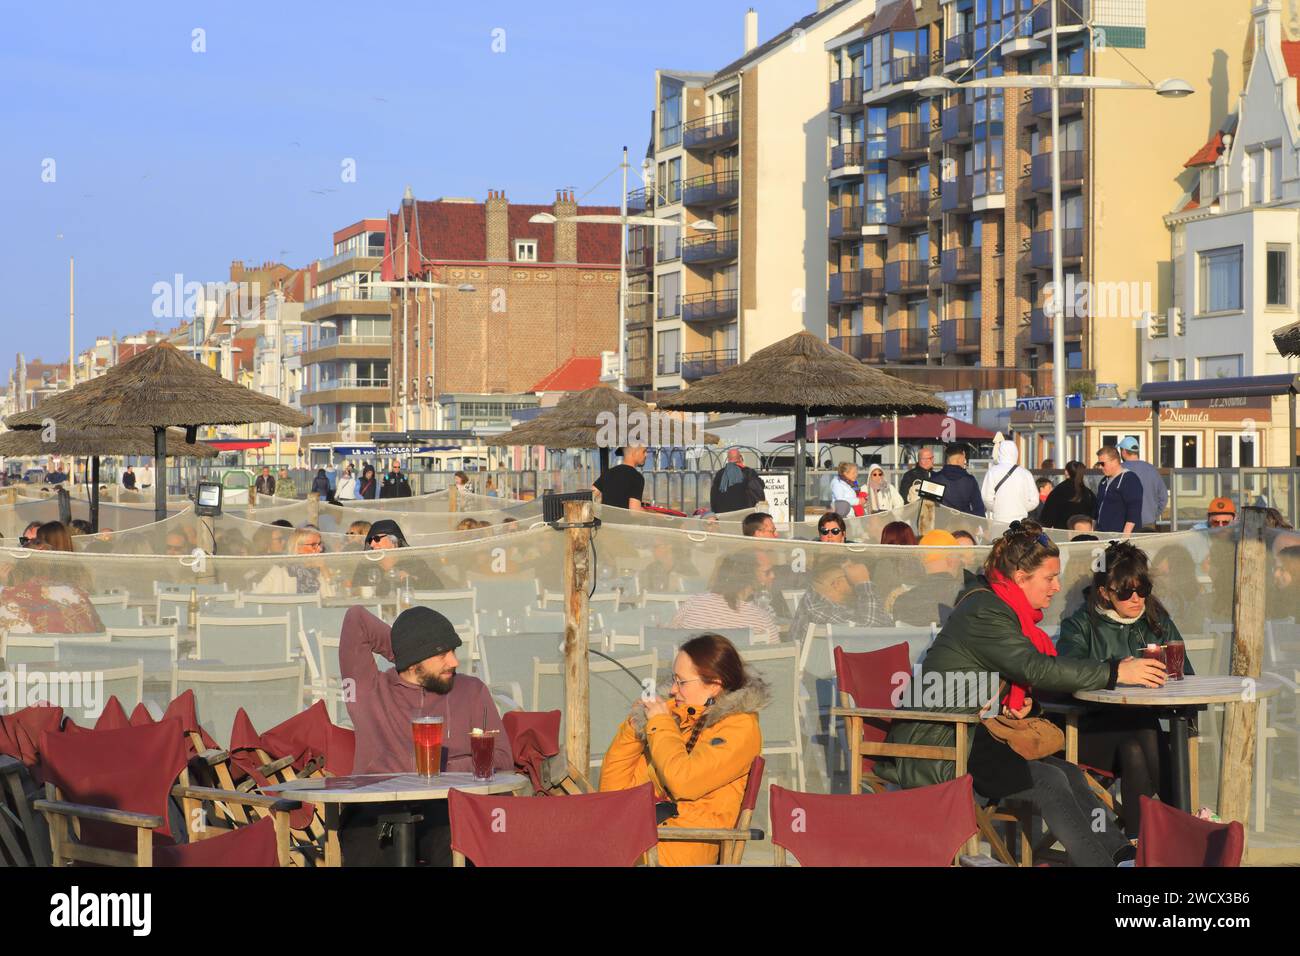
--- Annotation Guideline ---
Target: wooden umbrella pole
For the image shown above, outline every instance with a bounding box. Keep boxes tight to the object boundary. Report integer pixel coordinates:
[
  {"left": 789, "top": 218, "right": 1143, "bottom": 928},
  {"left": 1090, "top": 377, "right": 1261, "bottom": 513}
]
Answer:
[
  {"left": 153, "top": 427, "right": 167, "bottom": 524},
  {"left": 562, "top": 498, "right": 593, "bottom": 778},
  {"left": 793, "top": 409, "right": 807, "bottom": 523}
]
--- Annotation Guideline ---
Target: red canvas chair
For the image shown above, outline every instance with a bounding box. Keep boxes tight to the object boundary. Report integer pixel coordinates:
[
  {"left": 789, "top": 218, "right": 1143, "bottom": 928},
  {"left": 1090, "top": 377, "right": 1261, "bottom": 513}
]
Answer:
[
  {"left": 92, "top": 696, "right": 132, "bottom": 732},
  {"left": 0, "top": 704, "right": 65, "bottom": 771},
  {"left": 501, "top": 710, "right": 590, "bottom": 794},
  {"left": 127, "top": 690, "right": 220, "bottom": 758},
  {"left": 770, "top": 775, "right": 979, "bottom": 866},
  {"left": 33, "top": 719, "right": 299, "bottom": 867},
  {"left": 1136, "top": 796, "right": 1244, "bottom": 867},
  {"left": 656, "top": 755, "right": 766, "bottom": 865},
  {"left": 450, "top": 782, "right": 659, "bottom": 866}
]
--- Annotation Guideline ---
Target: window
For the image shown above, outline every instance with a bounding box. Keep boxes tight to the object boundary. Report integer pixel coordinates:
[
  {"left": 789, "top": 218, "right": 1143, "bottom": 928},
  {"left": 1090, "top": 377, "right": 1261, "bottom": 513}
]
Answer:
[
  {"left": 657, "top": 271, "right": 681, "bottom": 319},
  {"left": 1199, "top": 354, "right": 1242, "bottom": 379},
  {"left": 1270, "top": 146, "right": 1283, "bottom": 201},
  {"left": 514, "top": 240, "right": 537, "bottom": 262},
  {"left": 1174, "top": 358, "right": 1186, "bottom": 381},
  {"left": 659, "top": 79, "right": 683, "bottom": 149},
  {"left": 1251, "top": 150, "right": 1266, "bottom": 205},
  {"left": 1147, "top": 360, "right": 1169, "bottom": 383},
  {"left": 1266, "top": 245, "right": 1288, "bottom": 306},
  {"left": 1198, "top": 246, "right": 1242, "bottom": 313},
  {"left": 1218, "top": 433, "right": 1256, "bottom": 468},
  {"left": 1158, "top": 434, "right": 1200, "bottom": 469},
  {"left": 656, "top": 329, "right": 681, "bottom": 376}
]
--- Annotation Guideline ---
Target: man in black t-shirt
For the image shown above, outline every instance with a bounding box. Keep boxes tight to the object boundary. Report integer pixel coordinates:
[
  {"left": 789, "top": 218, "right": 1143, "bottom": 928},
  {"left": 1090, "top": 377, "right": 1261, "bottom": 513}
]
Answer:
[{"left": 592, "top": 445, "right": 646, "bottom": 510}]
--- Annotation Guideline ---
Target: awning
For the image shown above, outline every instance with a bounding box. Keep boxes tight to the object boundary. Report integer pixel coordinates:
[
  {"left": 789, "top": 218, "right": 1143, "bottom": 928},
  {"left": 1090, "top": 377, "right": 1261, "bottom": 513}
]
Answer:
[
  {"left": 1137, "top": 374, "right": 1300, "bottom": 403},
  {"left": 202, "top": 439, "right": 272, "bottom": 451},
  {"left": 768, "top": 413, "right": 995, "bottom": 444}
]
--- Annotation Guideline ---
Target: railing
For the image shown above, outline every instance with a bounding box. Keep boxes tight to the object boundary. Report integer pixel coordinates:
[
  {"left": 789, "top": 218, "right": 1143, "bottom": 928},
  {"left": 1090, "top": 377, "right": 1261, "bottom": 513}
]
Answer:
[
  {"left": 828, "top": 271, "right": 863, "bottom": 305},
  {"left": 884, "top": 258, "right": 929, "bottom": 293},
  {"left": 312, "top": 378, "right": 391, "bottom": 391},
  {"left": 941, "top": 175, "right": 974, "bottom": 212},
  {"left": 1030, "top": 149, "right": 1084, "bottom": 191},
  {"left": 830, "top": 77, "right": 863, "bottom": 112},
  {"left": 883, "top": 53, "right": 928, "bottom": 86},
  {"left": 657, "top": 180, "right": 683, "bottom": 205},
  {"left": 829, "top": 205, "right": 865, "bottom": 239},
  {"left": 627, "top": 187, "right": 652, "bottom": 214},
  {"left": 945, "top": 33, "right": 974, "bottom": 66},
  {"left": 681, "top": 349, "right": 738, "bottom": 381},
  {"left": 860, "top": 266, "right": 886, "bottom": 296},
  {"left": 885, "top": 122, "right": 927, "bottom": 158},
  {"left": 305, "top": 287, "right": 392, "bottom": 309},
  {"left": 682, "top": 171, "right": 739, "bottom": 206},
  {"left": 1032, "top": 85, "right": 1086, "bottom": 117},
  {"left": 1029, "top": 308, "right": 1085, "bottom": 345},
  {"left": 656, "top": 352, "right": 681, "bottom": 376},
  {"left": 626, "top": 298, "right": 653, "bottom": 326},
  {"left": 886, "top": 190, "right": 927, "bottom": 225},
  {"left": 319, "top": 247, "right": 384, "bottom": 271},
  {"left": 884, "top": 326, "right": 930, "bottom": 361},
  {"left": 940, "top": 247, "right": 981, "bottom": 284},
  {"left": 830, "top": 333, "right": 884, "bottom": 362},
  {"left": 939, "top": 317, "right": 982, "bottom": 352},
  {"left": 1032, "top": 0, "right": 1087, "bottom": 34},
  {"left": 681, "top": 289, "right": 738, "bottom": 323},
  {"left": 682, "top": 230, "right": 738, "bottom": 264},
  {"left": 628, "top": 247, "right": 653, "bottom": 272},
  {"left": 683, "top": 111, "right": 739, "bottom": 149},
  {"left": 830, "top": 141, "right": 866, "bottom": 173},
  {"left": 1030, "top": 227, "right": 1084, "bottom": 268},
  {"left": 298, "top": 335, "right": 391, "bottom": 355},
  {"left": 942, "top": 103, "right": 974, "bottom": 142}
]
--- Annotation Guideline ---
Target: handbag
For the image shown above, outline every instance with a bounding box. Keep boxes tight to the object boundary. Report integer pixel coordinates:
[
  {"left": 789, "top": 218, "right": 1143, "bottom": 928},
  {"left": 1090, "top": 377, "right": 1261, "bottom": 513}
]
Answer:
[{"left": 980, "top": 680, "right": 1064, "bottom": 760}]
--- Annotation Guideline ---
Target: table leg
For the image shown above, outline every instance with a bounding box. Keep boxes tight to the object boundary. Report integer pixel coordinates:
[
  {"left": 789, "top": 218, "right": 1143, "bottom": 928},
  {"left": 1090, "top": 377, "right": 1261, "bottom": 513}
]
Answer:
[
  {"left": 325, "top": 805, "right": 341, "bottom": 868},
  {"left": 1169, "top": 711, "right": 1191, "bottom": 813},
  {"left": 380, "top": 810, "right": 423, "bottom": 867}
]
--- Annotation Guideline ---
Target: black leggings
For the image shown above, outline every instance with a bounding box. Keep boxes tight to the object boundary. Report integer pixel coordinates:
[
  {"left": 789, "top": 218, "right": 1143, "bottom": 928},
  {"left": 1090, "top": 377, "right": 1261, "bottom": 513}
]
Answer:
[{"left": 1075, "top": 711, "right": 1170, "bottom": 837}]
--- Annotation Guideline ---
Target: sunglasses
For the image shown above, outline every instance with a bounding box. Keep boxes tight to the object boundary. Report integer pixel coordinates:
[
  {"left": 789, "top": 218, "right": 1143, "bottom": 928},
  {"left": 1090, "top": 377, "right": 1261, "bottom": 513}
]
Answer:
[
  {"left": 819, "top": 526, "right": 844, "bottom": 536},
  {"left": 1111, "top": 581, "right": 1153, "bottom": 601},
  {"left": 1208, "top": 517, "right": 1233, "bottom": 527}
]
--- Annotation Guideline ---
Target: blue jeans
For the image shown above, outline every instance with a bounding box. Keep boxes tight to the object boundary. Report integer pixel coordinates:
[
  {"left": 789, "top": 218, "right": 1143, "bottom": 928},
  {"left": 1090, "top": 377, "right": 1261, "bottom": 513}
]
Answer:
[{"left": 997, "top": 756, "right": 1131, "bottom": 867}]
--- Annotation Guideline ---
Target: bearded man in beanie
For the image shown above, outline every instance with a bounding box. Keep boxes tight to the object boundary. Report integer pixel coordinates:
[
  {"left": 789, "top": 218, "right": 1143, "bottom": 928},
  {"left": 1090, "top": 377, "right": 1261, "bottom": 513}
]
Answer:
[{"left": 337, "top": 604, "right": 511, "bottom": 865}]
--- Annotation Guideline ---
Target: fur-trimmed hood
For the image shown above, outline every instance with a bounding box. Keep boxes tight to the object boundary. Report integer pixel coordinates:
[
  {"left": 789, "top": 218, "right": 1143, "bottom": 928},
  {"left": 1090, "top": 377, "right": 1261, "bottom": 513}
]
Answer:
[{"left": 626, "top": 672, "right": 771, "bottom": 741}]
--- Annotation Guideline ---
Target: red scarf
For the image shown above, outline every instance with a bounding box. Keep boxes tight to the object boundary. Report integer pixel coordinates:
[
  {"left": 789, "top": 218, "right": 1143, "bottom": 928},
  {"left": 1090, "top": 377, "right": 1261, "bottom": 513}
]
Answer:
[{"left": 986, "top": 569, "right": 1056, "bottom": 711}]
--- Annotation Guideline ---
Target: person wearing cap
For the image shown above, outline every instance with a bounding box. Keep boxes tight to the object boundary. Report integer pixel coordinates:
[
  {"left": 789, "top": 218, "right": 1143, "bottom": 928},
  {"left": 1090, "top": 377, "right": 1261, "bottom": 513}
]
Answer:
[
  {"left": 338, "top": 604, "right": 511, "bottom": 865},
  {"left": 1117, "top": 438, "right": 1166, "bottom": 531},
  {"left": 1094, "top": 446, "right": 1143, "bottom": 535},
  {"left": 352, "top": 519, "right": 443, "bottom": 596},
  {"left": 892, "top": 530, "right": 966, "bottom": 628},
  {"left": 1205, "top": 496, "right": 1236, "bottom": 529}
]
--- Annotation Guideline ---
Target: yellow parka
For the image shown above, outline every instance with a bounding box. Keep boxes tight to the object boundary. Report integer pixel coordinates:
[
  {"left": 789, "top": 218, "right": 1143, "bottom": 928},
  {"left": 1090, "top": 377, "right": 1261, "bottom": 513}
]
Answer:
[{"left": 600, "top": 676, "right": 768, "bottom": 866}]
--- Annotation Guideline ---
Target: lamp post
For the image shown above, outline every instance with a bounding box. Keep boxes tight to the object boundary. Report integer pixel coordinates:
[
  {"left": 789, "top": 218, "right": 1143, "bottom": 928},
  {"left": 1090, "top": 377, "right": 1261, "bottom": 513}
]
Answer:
[{"left": 916, "top": 0, "right": 1191, "bottom": 464}]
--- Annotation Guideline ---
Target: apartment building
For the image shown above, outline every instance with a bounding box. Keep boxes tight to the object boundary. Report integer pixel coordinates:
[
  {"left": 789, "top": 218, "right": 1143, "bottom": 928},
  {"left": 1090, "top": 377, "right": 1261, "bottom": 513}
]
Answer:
[
  {"left": 383, "top": 188, "right": 620, "bottom": 431},
  {"left": 824, "top": 0, "right": 1244, "bottom": 464},
  {"left": 299, "top": 219, "right": 391, "bottom": 446},
  {"left": 1151, "top": 0, "right": 1300, "bottom": 467},
  {"left": 628, "top": 0, "right": 877, "bottom": 395}
]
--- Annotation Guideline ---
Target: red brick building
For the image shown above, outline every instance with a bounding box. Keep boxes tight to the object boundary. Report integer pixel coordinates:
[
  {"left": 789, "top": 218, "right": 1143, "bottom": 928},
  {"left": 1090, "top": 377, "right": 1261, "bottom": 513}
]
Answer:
[{"left": 382, "top": 189, "right": 621, "bottom": 430}]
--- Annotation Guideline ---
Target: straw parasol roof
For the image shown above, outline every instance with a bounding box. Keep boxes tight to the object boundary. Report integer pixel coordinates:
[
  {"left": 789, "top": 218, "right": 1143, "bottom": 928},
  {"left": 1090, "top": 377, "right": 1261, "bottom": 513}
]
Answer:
[
  {"left": 486, "top": 384, "right": 718, "bottom": 449},
  {"left": 3, "top": 341, "right": 312, "bottom": 430},
  {"left": 1276, "top": 320, "right": 1300, "bottom": 358},
  {"left": 655, "top": 331, "right": 947, "bottom": 417},
  {"left": 0, "top": 427, "right": 218, "bottom": 458}
]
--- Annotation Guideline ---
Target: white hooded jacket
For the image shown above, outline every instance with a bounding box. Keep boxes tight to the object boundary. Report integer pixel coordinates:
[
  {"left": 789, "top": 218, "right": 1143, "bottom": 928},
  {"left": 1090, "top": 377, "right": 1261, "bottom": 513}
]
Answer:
[{"left": 980, "top": 436, "right": 1041, "bottom": 523}]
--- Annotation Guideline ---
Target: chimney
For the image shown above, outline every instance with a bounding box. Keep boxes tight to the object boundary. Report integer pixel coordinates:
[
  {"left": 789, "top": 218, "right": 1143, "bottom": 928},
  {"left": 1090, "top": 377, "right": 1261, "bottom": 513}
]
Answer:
[
  {"left": 486, "top": 189, "right": 510, "bottom": 261},
  {"left": 745, "top": 8, "right": 758, "bottom": 53},
  {"left": 554, "top": 188, "right": 578, "bottom": 263},
  {"left": 230, "top": 260, "right": 244, "bottom": 282}
]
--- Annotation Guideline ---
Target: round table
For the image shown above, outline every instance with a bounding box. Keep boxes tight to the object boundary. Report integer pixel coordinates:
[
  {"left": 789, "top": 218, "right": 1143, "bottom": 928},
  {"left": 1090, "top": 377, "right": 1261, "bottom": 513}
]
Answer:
[
  {"left": 1074, "top": 675, "right": 1282, "bottom": 813},
  {"left": 265, "top": 771, "right": 530, "bottom": 866}
]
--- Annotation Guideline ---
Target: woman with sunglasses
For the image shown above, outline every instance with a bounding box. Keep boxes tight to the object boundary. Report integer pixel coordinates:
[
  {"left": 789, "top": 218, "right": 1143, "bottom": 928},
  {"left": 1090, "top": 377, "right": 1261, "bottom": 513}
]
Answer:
[
  {"left": 816, "top": 512, "right": 849, "bottom": 543},
  {"left": 600, "top": 633, "right": 767, "bottom": 865},
  {"left": 1056, "top": 541, "right": 1185, "bottom": 837}
]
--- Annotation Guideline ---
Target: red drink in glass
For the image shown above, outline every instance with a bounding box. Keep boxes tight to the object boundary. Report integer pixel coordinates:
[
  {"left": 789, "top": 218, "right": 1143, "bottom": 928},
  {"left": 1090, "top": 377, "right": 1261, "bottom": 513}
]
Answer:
[
  {"left": 1164, "top": 641, "right": 1185, "bottom": 681},
  {"left": 412, "top": 717, "right": 444, "bottom": 777},
  {"left": 470, "top": 729, "right": 498, "bottom": 781},
  {"left": 1141, "top": 644, "right": 1166, "bottom": 666}
]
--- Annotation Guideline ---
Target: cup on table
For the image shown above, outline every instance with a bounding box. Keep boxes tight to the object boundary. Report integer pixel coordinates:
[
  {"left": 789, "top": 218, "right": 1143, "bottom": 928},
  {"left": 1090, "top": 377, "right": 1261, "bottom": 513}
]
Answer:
[
  {"left": 1164, "top": 640, "right": 1186, "bottom": 681},
  {"left": 469, "top": 728, "right": 499, "bottom": 781},
  {"left": 1141, "top": 643, "right": 1167, "bottom": 667},
  {"left": 412, "top": 716, "right": 444, "bottom": 777}
]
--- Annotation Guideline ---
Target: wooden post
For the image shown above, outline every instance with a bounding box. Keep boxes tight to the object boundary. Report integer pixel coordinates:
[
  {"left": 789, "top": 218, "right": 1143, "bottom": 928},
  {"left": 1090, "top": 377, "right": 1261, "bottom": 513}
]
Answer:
[
  {"left": 449, "top": 483, "right": 459, "bottom": 513},
  {"left": 918, "top": 498, "right": 936, "bottom": 536},
  {"left": 1218, "top": 506, "right": 1268, "bottom": 827},
  {"left": 3, "top": 486, "right": 15, "bottom": 507},
  {"left": 307, "top": 491, "right": 320, "bottom": 527},
  {"left": 562, "top": 498, "right": 593, "bottom": 778}
]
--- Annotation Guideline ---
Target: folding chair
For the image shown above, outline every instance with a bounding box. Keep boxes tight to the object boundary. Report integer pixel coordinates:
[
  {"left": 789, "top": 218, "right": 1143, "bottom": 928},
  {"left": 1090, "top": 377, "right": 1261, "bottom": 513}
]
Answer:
[
  {"left": 172, "top": 661, "right": 305, "bottom": 749},
  {"left": 1136, "top": 796, "right": 1244, "bottom": 867},
  {"left": 501, "top": 709, "right": 591, "bottom": 795},
  {"left": 450, "top": 782, "right": 659, "bottom": 866},
  {"left": 657, "top": 756, "right": 766, "bottom": 865},
  {"left": 740, "top": 644, "right": 804, "bottom": 791},
  {"left": 770, "top": 775, "right": 979, "bottom": 866},
  {"left": 33, "top": 719, "right": 300, "bottom": 867},
  {"left": 195, "top": 614, "right": 293, "bottom": 666}
]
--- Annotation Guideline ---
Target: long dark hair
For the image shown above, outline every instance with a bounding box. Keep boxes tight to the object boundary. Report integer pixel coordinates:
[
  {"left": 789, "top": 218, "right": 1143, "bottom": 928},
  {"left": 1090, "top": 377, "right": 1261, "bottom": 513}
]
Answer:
[
  {"left": 708, "top": 552, "right": 758, "bottom": 611},
  {"left": 1064, "top": 460, "right": 1088, "bottom": 503},
  {"left": 1089, "top": 540, "right": 1168, "bottom": 636}
]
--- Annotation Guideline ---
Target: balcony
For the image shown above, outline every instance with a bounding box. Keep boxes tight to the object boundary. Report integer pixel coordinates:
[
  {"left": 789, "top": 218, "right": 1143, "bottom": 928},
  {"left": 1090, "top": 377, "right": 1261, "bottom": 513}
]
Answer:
[
  {"left": 1029, "top": 308, "right": 1085, "bottom": 345},
  {"left": 657, "top": 353, "right": 681, "bottom": 376},
  {"left": 884, "top": 258, "right": 928, "bottom": 294},
  {"left": 627, "top": 187, "right": 652, "bottom": 215},
  {"left": 939, "top": 318, "right": 982, "bottom": 353},
  {"left": 830, "top": 142, "right": 866, "bottom": 177},
  {"left": 941, "top": 175, "right": 973, "bottom": 212},
  {"left": 1001, "top": 9, "right": 1047, "bottom": 57},
  {"left": 860, "top": 266, "right": 886, "bottom": 297},
  {"left": 880, "top": 53, "right": 928, "bottom": 90},
  {"left": 829, "top": 205, "right": 864, "bottom": 240},
  {"left": 302, "top": 287, "right": 392, "bottom": 321},
  {"left": 1032, "top": 0, "right": 1088, "bottom": 35},
  {"left": 942, "top": 103, "right": 974, "bottom": 144},
  {"left": 885, "top": 123, "right": 927, "bottom": 159},
  {"left": 1030, "top": 227, "right": 1084, "bottom": 268},
  {"left": 830, "top": 77, "right": 863, "bottom": 113},
  {"left": 657, "top": 180, "right": 683, "bottom": 206},
  {"left": 626, "top": 298, "right": 653, "bottom": 328},
  {"left": 682, "top": 172, "right": 739, "bottom": 207},
  {"left": 317, "top": 247, "right": 383, "bottom": 284},
  {"left": 831, "top": 333, "right": 884, "bottom": 362},
  {"left": 681, "top": 349, "right": 738, "bottom": 381},
  {"left": 1030, "top": 149, "right": 1084, "bottom": 192},
  {"left": 683, "top": 112, "right": 739, "bottom": 151},
  {"left": 1032, "top": 85, "right": 1086, "bottom": 118},
  {"left": 828, "top": 270, "right": 863, "bottom": 305},
  {"left": 682, "top": 230, "right": 738, "bottom": 265},
  {"left": 944, "top": 34, "right": 974, "bottom": 71},
  {"left": 628, "top": 247, "right": 653, "bottom": 274},
  {"left": 940, "top": 247, "right": 982, "bottom": 284},
  {"left": 299, "top": 379, "right": 391, "bottom": 407},
  {"left": 682, "top": 289, "right": 738, "bottom": 323},
  {"left": 298, "top": 336, "right": 392, "bottom": 366},
  {"left": 886, "top": 190, "right": 927, "bottom": 226},
  {"left": 884, "top": 327, "right": 930, "bottom": 362}
]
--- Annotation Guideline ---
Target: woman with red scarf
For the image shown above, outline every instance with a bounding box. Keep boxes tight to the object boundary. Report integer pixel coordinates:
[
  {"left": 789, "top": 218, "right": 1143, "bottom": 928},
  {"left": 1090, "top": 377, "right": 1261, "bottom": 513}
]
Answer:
[{"left": 879, "top": 521, "right": 1166, "bottom": 866}]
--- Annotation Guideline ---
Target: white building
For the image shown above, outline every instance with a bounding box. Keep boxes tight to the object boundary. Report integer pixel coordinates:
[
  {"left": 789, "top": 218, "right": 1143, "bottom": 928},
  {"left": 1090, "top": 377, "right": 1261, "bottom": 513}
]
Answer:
[{"left": 1154, "top": 0, "right": 1300, "bottom": 465}]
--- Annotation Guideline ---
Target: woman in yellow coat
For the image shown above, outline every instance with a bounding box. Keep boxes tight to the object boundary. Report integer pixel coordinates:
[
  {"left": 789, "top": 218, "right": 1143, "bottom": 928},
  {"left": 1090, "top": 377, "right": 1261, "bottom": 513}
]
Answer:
[{"left": 600, "top": 633, "right": 767, "bottom": 865}]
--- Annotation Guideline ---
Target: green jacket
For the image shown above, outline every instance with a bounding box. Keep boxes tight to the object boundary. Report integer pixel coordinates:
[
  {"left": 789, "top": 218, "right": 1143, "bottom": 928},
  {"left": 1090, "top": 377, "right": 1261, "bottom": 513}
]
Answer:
[
  {"left": 274, "top": 477, "right": 298, "bottom": 499},
  {"left": 878, "top": 574, "right": 1113, "bottom": 791},
  {"left": 1056, "top": 592, "right": 1185, "bottom": 663}
]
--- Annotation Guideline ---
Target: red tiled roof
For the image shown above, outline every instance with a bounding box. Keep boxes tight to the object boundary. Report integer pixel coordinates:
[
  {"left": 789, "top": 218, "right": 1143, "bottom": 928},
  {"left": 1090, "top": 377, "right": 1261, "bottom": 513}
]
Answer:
[
  {"left": 529, "top": 356, "right": 603, "bottom": 393},
  {"left": 1184, "top": 130, "right": 1225, "bottom": 168},
  {"left": 1283, "top": 41, "right": 1300, "bottom": 107}
]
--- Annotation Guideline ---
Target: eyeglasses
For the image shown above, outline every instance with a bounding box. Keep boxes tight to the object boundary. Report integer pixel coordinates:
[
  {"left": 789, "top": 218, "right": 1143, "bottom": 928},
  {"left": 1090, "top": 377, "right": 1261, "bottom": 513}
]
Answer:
[
  {"left": 1111, "top": 582, "right": 1153, "bottom": 601},
  {"left": 670, "top": 675, "right": 701, "bottom": 688},
  {"left": 819, "top": 527, "right": 844, "bottom": 536}
]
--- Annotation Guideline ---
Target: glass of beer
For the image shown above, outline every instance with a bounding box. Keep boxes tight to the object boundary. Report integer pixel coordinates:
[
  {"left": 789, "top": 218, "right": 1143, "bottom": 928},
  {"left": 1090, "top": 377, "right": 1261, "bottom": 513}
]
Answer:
[
  {"left": 412, "top": 717, "right": 444, "bottom": 777},
  {"left": 1164, "top": 640, "right": 1186, "bottom": 681},
  {"left": 470, "top": 728, "right": 498, "bottom": 781}
]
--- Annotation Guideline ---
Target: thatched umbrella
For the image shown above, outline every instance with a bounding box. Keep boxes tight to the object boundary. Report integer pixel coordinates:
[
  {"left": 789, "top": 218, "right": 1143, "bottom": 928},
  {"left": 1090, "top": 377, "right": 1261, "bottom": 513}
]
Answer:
[
  {"left": 4, "top": 342, "right": 311, "bottom": 521},
  {"left": 1276, "top": 320, "right": 1300, "bottom": 358},
  {"left": 656, "top": 331, "right": 947, "bottom": 520},
  {"left": 0, "top": 427, "right": 217, "bottom": 531},
  {"left": 486, "top": 384, "right": 717, "bottom": 474}
]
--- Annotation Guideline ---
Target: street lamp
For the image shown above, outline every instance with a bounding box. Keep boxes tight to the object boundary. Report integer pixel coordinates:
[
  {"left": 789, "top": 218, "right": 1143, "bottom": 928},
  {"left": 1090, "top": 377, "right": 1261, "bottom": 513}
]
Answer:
[
  {"left": 530, "top": 150, "right": 717, "bottom": 392},
  {"left": 917, "top": 0, "right": 1191, "bottom": 464}
]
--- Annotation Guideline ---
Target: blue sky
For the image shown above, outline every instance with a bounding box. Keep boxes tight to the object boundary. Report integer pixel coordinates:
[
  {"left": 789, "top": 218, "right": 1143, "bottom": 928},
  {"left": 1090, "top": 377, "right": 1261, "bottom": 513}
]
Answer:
[{"left": 0, "top": 0, "right": 821, "bottom": 381}]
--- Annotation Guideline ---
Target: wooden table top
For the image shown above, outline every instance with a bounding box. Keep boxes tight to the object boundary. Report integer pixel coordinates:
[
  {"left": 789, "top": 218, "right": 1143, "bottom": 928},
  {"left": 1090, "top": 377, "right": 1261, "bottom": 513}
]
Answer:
[
  {"left": 263, "top": 771, "right": 530, "bottom": 804},
  {"left": 1074, "top": 674, "right": 1283, "bottom": 706}
]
